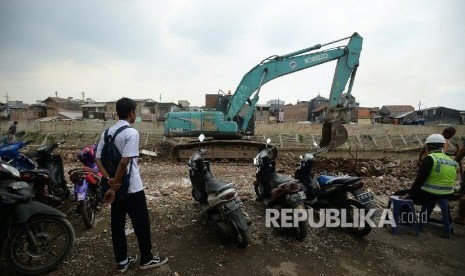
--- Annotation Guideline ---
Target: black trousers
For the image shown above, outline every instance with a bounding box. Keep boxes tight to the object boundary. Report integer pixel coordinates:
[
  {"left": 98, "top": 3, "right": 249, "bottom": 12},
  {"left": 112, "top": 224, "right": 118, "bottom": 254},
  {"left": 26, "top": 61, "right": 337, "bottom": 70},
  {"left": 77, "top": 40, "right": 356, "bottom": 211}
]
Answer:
[{"left": 110, "top": 190, "right": 153, "bottom": 264}]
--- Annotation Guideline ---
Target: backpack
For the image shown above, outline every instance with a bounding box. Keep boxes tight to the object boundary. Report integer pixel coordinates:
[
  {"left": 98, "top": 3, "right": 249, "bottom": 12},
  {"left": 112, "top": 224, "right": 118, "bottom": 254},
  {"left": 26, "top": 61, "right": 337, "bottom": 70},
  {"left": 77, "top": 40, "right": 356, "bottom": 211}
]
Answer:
[{"left": 100, "top": 125, "right": 133, "bottom": 202}]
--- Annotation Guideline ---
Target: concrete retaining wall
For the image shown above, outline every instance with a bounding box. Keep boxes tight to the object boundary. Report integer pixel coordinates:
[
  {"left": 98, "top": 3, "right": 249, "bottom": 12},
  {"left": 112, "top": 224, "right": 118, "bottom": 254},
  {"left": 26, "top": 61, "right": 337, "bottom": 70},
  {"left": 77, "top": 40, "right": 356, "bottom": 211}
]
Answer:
[
  {"left": 3, "top": 121, "right": 464, "bottom": 136},
  {"left": 2, "top": 121, "right": 464, "bottom": 151}
]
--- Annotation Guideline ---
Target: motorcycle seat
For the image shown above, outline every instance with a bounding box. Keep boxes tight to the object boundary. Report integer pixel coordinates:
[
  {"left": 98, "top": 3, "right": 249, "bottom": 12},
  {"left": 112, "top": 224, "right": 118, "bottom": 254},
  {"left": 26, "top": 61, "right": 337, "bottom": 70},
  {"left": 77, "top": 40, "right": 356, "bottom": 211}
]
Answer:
[
  {"left": 319, "top": 176, "right": 362, "bottom": 185},
  {"left": 270, "top": 173, "right": 297, "bottom": 188},
  {"left": 206, "top": 179, "right": 234, "bottom": 195}
]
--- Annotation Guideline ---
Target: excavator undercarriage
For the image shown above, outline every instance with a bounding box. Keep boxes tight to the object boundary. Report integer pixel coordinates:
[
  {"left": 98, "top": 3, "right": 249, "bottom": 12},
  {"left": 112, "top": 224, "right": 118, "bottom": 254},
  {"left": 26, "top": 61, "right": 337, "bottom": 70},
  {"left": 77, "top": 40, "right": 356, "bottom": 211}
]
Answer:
[{"left": 168, "top": 139, "right": 278, "bottom": 162}]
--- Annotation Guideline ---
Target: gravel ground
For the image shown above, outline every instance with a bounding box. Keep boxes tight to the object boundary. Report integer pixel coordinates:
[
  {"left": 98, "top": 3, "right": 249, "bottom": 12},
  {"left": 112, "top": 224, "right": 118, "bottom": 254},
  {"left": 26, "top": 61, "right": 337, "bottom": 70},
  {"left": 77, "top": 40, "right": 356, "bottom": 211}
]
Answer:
[{"left": 1, "top": 146, "right": 464, "bottom": 276}]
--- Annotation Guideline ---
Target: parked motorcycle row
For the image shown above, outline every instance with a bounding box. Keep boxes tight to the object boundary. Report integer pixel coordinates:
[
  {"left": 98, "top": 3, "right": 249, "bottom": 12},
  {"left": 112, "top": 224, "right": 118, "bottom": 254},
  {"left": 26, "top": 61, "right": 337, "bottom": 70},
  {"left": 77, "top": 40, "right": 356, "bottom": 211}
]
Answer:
[
  {"left": 0, "top": 139, "right": 103, "bottom": 274},
  {"left": 187, "top": 135, "right": 376, "bottom": 248}
]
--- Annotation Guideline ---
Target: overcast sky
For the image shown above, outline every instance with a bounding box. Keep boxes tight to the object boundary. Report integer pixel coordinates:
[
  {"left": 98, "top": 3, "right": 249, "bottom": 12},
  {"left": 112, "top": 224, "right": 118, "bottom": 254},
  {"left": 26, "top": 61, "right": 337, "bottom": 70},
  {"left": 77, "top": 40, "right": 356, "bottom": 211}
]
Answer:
[{"left": 1, "top": 0, "right": 464, "bottom": 110}]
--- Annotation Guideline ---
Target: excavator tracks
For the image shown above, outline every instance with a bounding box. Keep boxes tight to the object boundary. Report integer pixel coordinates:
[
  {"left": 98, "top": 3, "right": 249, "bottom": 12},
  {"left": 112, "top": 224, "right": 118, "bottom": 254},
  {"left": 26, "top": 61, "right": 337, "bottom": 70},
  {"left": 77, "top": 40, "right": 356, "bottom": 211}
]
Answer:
[{"left": 169, "top": 139, "right": 278, "bottom": 162}]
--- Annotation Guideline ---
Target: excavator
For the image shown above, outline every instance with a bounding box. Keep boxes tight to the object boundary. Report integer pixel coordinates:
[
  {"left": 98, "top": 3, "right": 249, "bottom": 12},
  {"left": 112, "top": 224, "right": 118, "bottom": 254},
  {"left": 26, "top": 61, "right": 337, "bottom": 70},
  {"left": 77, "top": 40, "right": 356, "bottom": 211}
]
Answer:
[{"left": 164, "top": 32, "right": 363, "bottom": 160}]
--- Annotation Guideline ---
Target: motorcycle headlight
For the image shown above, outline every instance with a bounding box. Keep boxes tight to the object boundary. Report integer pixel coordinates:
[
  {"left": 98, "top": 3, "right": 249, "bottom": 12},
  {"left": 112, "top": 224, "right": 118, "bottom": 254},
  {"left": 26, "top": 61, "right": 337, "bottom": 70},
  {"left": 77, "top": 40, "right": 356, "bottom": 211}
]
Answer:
[{"left": 1, "top": 163, "right": 20, "bottom": 177}]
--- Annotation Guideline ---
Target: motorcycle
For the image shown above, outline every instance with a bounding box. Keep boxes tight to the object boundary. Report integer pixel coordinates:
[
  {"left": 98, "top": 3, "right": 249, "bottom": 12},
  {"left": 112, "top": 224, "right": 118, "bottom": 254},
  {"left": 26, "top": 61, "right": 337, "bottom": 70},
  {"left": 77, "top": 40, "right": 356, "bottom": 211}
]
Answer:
[
  {"left": 188, "top": 134, "right": 249, "bottom": 248},
  {"left": 68, "top": 144, "right": 102, "bottom": 228},
  {"left": 0, "top": 140, "right": 70, "bottom": 206},
  {"left": 0, "top": 160, "right": 75, "bottom": 275},
  {"left": 253, "top": 139, "right": 308, "bottom": 241},
  {"left": 0, "top": 140, "right": 36, "bottom": 170},
  {"left": 294, "top": 144, "right": 374, "bottom": 237}
]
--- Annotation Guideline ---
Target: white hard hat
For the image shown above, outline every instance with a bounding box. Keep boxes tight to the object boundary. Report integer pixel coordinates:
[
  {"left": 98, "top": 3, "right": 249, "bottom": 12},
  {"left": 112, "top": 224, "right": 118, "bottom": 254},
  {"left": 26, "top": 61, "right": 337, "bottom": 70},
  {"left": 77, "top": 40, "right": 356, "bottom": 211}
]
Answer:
[{"left": 425, "top": 134, "right": 446, "bottom": 144}]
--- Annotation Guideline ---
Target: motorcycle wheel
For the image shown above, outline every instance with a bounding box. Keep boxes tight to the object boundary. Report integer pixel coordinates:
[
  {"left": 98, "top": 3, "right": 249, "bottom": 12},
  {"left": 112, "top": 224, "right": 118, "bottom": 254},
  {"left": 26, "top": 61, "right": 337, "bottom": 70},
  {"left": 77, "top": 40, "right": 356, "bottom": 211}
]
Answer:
[
  {"left": 236, "top": 227, "right": 250, "bottom": 249},
  {"left": 5, "top": 215, "right": 75, "bottom": 275},
  {"left": 80, "top": 188, "right": 98, "bottom": 229},
  {"left": 293, "top": 204, "right": 307, "bottom": 241},
  {"left": 229, "top": 217, "right": 250, "bottom": 249},
  {"left": 254, "top": 180, "right": 263, "bottom": 199},
  {"left": 192, "top": 188, "right": 202, "bottom": 202},
  {"left": 294, "top": 221, "right": 307, "bottom": 241},
  {"left": 343, "top": 199, "right": 372, "bottom": 237}
]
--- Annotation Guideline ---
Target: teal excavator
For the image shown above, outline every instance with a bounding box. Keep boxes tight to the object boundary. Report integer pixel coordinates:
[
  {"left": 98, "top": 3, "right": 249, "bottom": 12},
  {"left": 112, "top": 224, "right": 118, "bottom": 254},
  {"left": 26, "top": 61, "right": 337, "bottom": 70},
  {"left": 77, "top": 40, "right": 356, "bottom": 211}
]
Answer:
[{"left": 164, "top": 32, "right": 363, "bottom": 160}]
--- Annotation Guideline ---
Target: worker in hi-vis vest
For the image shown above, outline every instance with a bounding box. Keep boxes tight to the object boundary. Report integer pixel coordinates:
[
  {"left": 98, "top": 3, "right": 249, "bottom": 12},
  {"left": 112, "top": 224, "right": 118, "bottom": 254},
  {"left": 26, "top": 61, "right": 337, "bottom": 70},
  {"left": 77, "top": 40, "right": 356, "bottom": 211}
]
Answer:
[{"left": 400, "top": 133, "right": 458, "bottom": 204}]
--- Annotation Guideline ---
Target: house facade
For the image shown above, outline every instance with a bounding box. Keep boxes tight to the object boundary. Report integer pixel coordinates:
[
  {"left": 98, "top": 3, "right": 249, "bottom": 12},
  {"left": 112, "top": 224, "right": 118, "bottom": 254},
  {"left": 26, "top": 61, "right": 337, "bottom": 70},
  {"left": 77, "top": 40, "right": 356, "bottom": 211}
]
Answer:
[
  {"left": 420, "top": 106, "right": 461, "bottom": 125},
  {"left": 308, "top": 95, "right": 329, "bottom": 122},
  {"left": 378, "top": 105, "right": 415, "bottom": 124}
]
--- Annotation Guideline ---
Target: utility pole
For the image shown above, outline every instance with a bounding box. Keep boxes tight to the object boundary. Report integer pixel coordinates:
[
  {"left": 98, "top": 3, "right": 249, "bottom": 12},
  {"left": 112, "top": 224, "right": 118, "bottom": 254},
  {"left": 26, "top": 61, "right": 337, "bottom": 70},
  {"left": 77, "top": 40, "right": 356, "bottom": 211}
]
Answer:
[
  {"left": 82, "top": 91, "right": 85, "bottom": 101},
  {"left": 3, "top": 92, "right": 9, "bottom": 119}
]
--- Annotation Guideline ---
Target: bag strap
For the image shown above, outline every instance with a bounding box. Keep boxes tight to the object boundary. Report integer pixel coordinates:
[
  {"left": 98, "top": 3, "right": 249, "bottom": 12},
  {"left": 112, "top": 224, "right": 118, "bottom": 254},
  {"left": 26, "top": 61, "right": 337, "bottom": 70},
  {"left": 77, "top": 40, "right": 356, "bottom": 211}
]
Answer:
[
  {"left": 104, "top": 125, "right": 131, "bottom": 144},
  {"left": 127, "top": 158, "right": 133, "bottom": 179},
  {"left": 113, "top": 125, "right": 131, "bottom": 140}
]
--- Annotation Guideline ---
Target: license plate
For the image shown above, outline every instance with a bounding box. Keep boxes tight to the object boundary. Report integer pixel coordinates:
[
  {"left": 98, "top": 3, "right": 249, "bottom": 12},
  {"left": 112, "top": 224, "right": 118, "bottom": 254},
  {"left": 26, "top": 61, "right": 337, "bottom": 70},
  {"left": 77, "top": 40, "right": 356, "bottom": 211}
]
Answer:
[
  {"left": 286, "top": 191, "right": 307, "bottom": 203},
  {"left": 356, "top": 191, "right": 374, "bottom": 204},
  {"left": 220, "top": 197, "right": 242, "bottom": 214}
]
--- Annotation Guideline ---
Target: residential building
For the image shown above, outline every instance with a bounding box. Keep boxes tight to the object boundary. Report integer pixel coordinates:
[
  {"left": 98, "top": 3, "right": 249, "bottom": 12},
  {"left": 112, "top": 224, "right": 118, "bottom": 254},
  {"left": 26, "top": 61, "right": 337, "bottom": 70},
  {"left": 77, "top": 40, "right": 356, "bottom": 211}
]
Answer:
[
  {"left": 420, "top": 106, "right": 461, "bottom": 125},
  {"left": 9, "top": 104, "right": 47, "bottom": 121},
  {"left": 378, "top": 105, "right": 415, "bottom": 124},
  {"left": 82, "top": 103, "right": 107, "bottom": 120},
  {"left": 355, "top": 107, "right": 379, "bottom": 124},
  {"left": 308, "top": 95, "right": 329, "bottom": 122},
  {"left": 282, "top": 101, "right": 310, "bottom": 122}
]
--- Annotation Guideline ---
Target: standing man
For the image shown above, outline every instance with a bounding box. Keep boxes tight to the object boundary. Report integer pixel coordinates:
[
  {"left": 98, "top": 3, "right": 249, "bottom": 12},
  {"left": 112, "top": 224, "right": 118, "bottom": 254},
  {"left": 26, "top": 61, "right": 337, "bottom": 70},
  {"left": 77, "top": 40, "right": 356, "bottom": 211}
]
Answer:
[
  {"left": 417, "top": 126, "right": 456, "bottom": 167},
  {"left": 452, "top": 138, "right": 465, "bottom": 225},
  {"left": 8, "top": 121, "right": 18, "bottom": 143},
  {"left": 95, "top": 97, "right": 168, "bottom": 273},
  {"left": 455, "top": 138, "right": 465, "bottom": 194}
]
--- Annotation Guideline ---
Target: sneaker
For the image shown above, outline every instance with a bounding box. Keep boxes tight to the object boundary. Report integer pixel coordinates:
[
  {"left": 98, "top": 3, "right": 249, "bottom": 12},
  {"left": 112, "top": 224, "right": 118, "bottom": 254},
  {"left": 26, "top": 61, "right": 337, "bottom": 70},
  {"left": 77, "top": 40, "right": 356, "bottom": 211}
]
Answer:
[
  {"left": 117, "top": 255, "right": 137, "bottom": 273},
  {"left": 139, "top": 256, "right": 168, "bottom": 269}
]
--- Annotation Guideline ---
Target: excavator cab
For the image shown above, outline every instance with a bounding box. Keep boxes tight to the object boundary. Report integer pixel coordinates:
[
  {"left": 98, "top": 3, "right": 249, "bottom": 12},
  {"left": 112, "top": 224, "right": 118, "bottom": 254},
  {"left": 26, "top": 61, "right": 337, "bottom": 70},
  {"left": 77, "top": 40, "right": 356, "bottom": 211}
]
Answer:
[{"left": 320, "top": 120, "right": 348, "bottom": 150}]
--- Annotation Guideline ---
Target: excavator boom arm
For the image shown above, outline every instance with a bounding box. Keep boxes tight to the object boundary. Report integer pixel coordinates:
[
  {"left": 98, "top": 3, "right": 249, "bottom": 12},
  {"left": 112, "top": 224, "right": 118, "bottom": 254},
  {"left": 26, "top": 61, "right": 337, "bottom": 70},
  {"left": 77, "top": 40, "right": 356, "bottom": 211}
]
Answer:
[{"left": 226, "top": 33, "right": 363, "bottom": 133}]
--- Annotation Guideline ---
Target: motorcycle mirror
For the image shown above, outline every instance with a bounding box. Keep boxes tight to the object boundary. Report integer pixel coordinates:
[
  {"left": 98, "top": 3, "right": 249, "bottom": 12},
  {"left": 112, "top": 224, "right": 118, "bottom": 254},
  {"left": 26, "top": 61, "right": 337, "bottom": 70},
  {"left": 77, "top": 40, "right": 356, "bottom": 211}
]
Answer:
[
  {"left": 266, "top": 138, "right": 271, "bottom": 144},
  {"left": 198, "top": 134, "right": 205, "bottom": 142},
  {"left": 253, "top": 157, "right": 257, "bottom": 165},
  {"left": 313, "top": 142, "right": 318, "bottom": 148}
]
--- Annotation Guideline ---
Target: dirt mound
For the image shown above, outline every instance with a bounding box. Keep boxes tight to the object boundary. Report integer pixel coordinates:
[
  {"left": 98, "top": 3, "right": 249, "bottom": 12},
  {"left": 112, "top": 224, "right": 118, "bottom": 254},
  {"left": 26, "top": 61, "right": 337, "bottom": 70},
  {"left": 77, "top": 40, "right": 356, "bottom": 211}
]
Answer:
[{"left": 276, "top": 152, "right": 417, "bottom": 179}]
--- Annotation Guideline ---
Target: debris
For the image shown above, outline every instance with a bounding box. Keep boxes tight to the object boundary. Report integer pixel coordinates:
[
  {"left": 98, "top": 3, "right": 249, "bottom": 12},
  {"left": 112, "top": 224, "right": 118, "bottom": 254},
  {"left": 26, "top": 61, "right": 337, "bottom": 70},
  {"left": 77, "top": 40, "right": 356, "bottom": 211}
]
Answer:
[{"left": 141, "top": 149, "right": 158, "bottom": 156}]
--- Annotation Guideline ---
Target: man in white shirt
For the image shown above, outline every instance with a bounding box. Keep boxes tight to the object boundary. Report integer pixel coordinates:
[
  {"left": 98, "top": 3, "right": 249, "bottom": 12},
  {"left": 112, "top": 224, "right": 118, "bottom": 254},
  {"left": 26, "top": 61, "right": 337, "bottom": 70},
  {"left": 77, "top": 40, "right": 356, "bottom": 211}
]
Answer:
[{"left": 96, "top": 97, "right": 168, "bottom": 273}]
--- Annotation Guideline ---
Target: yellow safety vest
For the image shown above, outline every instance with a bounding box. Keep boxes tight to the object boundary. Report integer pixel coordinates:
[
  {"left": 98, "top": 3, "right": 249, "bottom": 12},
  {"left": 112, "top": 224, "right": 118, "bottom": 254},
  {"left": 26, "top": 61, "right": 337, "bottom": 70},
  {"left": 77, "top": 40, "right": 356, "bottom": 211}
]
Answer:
[{"left": 421, "top": 152, "right": 458, "bottom": 195}]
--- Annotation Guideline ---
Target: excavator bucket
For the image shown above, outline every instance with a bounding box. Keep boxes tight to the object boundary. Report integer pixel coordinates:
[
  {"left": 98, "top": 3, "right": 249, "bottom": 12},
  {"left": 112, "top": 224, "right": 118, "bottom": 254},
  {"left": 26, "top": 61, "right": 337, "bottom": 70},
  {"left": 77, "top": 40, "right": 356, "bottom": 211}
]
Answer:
[{"left": 320, "top": 120, "right": 348, "bottom": 150}]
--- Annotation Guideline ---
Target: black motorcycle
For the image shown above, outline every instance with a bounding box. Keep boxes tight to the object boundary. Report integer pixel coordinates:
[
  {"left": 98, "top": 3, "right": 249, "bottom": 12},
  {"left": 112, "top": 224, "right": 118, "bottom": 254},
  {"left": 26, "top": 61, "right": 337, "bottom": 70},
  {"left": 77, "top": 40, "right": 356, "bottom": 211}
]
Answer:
[
  {"left": 294, "top": 146, "right": 374, "bottom": 237},
  {"left": 188, "top": 135, "right": 249, "bottom": 248},
  {"left": 15, "top": 141, "right": 70, "bottom": 206},
  {"left": 253, "top": 139, "right": 307, "bottom": 241},
  {"left": 0, "top": 160, "right": 75, "bottom": 275}
]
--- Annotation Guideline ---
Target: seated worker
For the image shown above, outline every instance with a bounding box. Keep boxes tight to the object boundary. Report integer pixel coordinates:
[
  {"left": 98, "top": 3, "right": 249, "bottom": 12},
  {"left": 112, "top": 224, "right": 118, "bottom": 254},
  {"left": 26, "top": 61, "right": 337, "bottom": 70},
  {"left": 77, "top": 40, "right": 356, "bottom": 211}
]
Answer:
[{"left": 397, "top": 134, "right": 458, "bottom": 204}]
